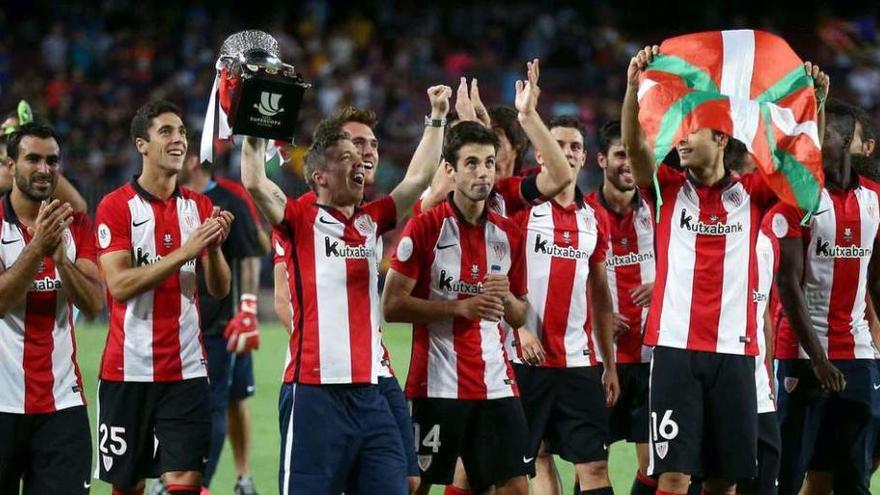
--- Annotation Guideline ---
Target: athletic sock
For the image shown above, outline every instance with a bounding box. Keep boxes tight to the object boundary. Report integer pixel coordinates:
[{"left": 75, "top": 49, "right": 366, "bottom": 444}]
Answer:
[
  {"left": 165, "top": 485, "right": 200, "bottom": 495},
  {"left": 631, "top": 470, "right": 657, "bottom": 495},
  {"left": 443, "top": 486, "right": 471, "bottom": 495},
  {"left": 579, "top": 487, "right": 614, "bottom": 494},
  {"left": 655, "top": 490, "right": 687, "bottom": 495}
]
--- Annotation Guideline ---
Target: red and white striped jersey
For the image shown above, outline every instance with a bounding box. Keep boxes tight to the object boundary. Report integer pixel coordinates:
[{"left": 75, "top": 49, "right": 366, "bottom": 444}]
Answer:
[
  {"left": 503, "top": 194, "right": 608, "bottom": 367},
  {"left": 96, "top": 180, "right": 213, "bottom": 382},
  {"left": 588, "top": 189, "right": 655, "bottom": 364},
  {"left": 769, "top": 185, "right": 879, "bottom": 360},
  {"left": 644, "top": 165, "right": 776, "bottom": 356},
  {"left": 276, "top": 195, "right": 397, "bottom": 384},
  {"left": 754, "top": 229, "right": 778, "bottom": 413},
  {"left": 0, "top": 197, "right": 94, "bottom": 413},
  {"left": 272, "top": 225, "right": 394, "bottom": 379},
  {"left": 392, "top": 200, "right": 526, "bottom": 400}
]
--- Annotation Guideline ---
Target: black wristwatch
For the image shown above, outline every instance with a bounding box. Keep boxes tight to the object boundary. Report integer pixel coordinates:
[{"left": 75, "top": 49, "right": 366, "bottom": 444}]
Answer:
[{"left": 424, "top": 116, "right": 446, "bottom": 128}]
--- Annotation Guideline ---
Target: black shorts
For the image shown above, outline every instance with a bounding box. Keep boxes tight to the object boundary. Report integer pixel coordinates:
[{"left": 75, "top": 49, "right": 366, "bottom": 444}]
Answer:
[
  {"left": 514, "top": 364, "right": 610, "bottom": 466},
  {"left": 0, "top": 406, "right": 91, "bottom": 494},
  {"left": 97, "top": 378, "right": 211, "bottom": 487},
  {"left": 409, "top": 397, "right": 530, "bottom": 492},
  {"left": 610, "top": 363, "right": 650, "bottom": 444},
  {"left": 648, "top": 346, "right": 757, "bottom": 480},
  {"left": 737, "top": 412, "right": 781, "bottom": 495}
]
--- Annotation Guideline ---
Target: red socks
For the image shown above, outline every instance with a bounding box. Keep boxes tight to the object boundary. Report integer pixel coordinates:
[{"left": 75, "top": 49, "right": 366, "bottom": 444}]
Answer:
[
  {"left": 655, "top": 491, "right": 687, "bottom": 495},
  {"left": 444, "top": 486, "right": 472, "bottom": 495},
  {"left": 165, "top": 485, "right": 200, "bottom": 495}
]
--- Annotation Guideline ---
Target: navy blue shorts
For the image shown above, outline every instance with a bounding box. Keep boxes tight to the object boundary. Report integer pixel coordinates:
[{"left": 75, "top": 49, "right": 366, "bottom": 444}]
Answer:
[
  {"left": 205, "top": 333, "right": 255, "bottom": 407},
  {"left": 777, "top": 359, "right": 876, "bottom": 495},
  {"left": 378, "top": 376, "right": 419, "bottom": 478},
  {"left": 278, "top": 382, "right": 407, "bottom": 495}
]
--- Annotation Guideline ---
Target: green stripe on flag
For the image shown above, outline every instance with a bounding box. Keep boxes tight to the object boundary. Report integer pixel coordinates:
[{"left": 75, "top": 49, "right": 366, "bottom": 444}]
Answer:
[
  {"left": 652, "top": 91, "right": 728, "bottom": 167},
  {"left": 648, "top": 55, "right": 720, "bottom": 93},
  {"left": 755, "top": 66, "right": 812, "bottom": 103},
  {"left": 758, "top": 104, "right": 821, "bottom": 217}
]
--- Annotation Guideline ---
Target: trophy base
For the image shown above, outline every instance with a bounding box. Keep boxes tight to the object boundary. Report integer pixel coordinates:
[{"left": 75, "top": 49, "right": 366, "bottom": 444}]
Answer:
[{"left": 230, "top": 70, "right": 307, "bottom": 141}]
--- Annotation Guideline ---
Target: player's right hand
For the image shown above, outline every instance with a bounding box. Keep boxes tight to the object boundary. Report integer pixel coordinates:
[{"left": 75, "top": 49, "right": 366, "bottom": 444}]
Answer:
[
  {"left": 602, "top": 366, "right": 621, "bottom": 407},
  {"left": 427, "top": 84, "right": 453, "bottom": 119},
  {"left": 514, "top": 59, "right": 541, "bottom": 118},
  {"left": 517, "top": 327, "right": 546, "bottom": 366},
  {"left": 30, "top": 199, "right": 73, "bottom": 256},
  {"left": 627, "top": 45, "right": 659, "bottom": 88},
  {"left": 458, "top": 293, "right": 505, "bottom": 321},
  {"left": 455, "top": 77, "right": 479, "bottom": 124},
  {"left": 612, "top": 313, "right": 631, "bottom": 339},
  {"left": 812, "top": 358, "right": 846, "bottom": 392}
]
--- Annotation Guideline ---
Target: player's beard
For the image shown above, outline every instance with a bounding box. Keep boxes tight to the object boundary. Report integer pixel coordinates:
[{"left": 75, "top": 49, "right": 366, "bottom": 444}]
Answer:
[
  {"left": 851, "top": 154, "right": 879, "bottom": 180},
  {"left": 15, "top": 171, "right": 56, "bottom": 202}
]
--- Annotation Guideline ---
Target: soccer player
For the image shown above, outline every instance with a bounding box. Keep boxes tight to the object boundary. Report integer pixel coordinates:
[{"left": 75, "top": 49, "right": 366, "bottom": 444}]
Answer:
[
  {"left": 179, "top": 149, "right": 262, "bottom": 495},
  {"left": 623, "top": 46, "right": 828, "bottom": 495},
  {"left": 0, "top": 123, "right": 103, "bottom": 494},
  {"left": 503, "top": 114, "right": 620, "bottom": 495},
  {"left": 271, "top": 104, "right": 422, "bottom": 493},
  {"left": 771, "top": 99, "right": 879, "bottom": 495},
  {"left": 586, "top": 120, "right": 656, "bottom": 495},
  {"left": 0, "top": 111, "right": 88, "bottom": 211},
  {"left": 382, "top": 120, "right": 530, "bottom": 495},
  {"left": 243, "top": 85, "right": 452, "bottom": 495},
  {"left": 95, "top": 100, "right": 233, "bottom": 495}
]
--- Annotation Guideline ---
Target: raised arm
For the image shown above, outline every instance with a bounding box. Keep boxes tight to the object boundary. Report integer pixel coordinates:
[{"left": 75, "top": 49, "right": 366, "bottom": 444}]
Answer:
[
  {"left": 241, "top": 137, "right": 288, "bottom": 226},
  {"left": 622, "top": 45, "right": 660, "bottom": 187},
  {"left": 804, "top": 61, "right": 829, "bottom": 147},
  {"left": 516, "top": 59, "right": 573, "bottom": 198},
  {"left": 389, "top": 85, "right": 452, "bottom": 223}
]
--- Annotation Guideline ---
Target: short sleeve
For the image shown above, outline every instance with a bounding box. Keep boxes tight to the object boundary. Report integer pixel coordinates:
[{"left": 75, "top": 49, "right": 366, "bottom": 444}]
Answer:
[
  {"left": 95, "top": 195, "right": 131, "bottom": 255},
  {"left": 272, "top": 229, "right": 287, "bottom": 265},
  {"left": 390, "top": 217, "right": 429, "bottom": 281},
  {"left": 507, "top": 226, "right": 527, "bottom": 298},
  {"left": 281, "top": 196, "right": 305, "bottom": 231},
  {"left": 762, "top": 203, "right": 805, "bottom": 240},
  {"left": 363, "top": 195, "right": 397, "bottom": 235},
  {"left": 72, "top": 212, "right": 97, "bottom": 263},
  {"left": 590, "top": 210, "right": 609, "bottom": 265}
]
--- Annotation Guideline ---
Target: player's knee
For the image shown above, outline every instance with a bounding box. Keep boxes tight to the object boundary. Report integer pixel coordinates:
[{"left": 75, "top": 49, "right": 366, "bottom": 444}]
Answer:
[
  {"left": 494, "top": 475, "right": 529, "bottom": 495},
  {"left": 702, "top": 478, "right": 735, "bottom": 495},
  {"left": 534, "top": 451, "right": 556, "bottom": 474},
  {"left": 658, "top": 472, "right": 691, "bottom": 492},
  {"left": 163, "top": 470, "right": 202, "bottom": 487},
  {"left": 574, "top": 461, "right": 610, "bottom": 487},
  {"left": 406, "top": 475, "right": 421, "bottom": 494}
]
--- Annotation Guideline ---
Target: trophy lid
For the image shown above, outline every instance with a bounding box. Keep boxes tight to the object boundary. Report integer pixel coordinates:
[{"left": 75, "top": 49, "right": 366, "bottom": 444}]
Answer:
[{"left": 219, "top": 30, "right": 280, "bottom": 61}]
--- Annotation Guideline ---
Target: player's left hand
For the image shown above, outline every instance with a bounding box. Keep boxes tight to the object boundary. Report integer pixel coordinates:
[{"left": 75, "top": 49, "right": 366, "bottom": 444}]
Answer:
[
  {"left": 630, "top": 282, "right": 654, "bottom": 307},
  {"left": 482, "top": 274, "right": 511, "bottom": 303},
  {"left": 602, "top": 366, "right": 620, "bottom": 407},
  {"left": 517, "top": 327, "right": 546, "bottom": 366},
  {"left": 224, "top": 294, "right": 260, "bottom": 354},
  {"left": 455, "top": 77, "right": 479, "bottom": 124},
  {"left": 427, "top": 84, "right": 453, "bottom": 119},
  {"left": 805, "top": 61, "right": 830, "bottom": 108},
  {"left": 206, "top": 207, "right": 235, "bottom": 251},
  {"left": 515, "top": 59, "right": 541, "bottom": 118},
  {"left": 470, "top": 79, "right": 491, "bottom": 128}
]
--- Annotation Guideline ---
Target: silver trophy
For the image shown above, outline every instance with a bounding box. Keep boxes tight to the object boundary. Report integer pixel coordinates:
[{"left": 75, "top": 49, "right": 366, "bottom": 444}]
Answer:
[{"left": 209, "top": 30, "right": 309, "bottom": 142}]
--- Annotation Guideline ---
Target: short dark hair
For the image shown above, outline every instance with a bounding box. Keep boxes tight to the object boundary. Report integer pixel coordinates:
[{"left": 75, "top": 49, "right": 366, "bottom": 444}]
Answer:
[
  {"left": 332, "top": 106, "right": 377, "bottom": 128},
  {"left": 443, "top": 121, "right": 499, "bottom": 168},
  {"left": 130, "top": 100, "right": 183, "bottom": 144},
  {"left": 549, "top": 115, "right": 586, "bottom": 138},
  {"left": 489, "top": 106, "right": 529, "bottom": 173},
  {"left": 723, "top": 138, "right": 751, "bottom": 173},
  {"left": 304, "top": 118, "right": 352, "bottom": 190},
  {"left": 6, "top": 123, "right": 61, "bottom": 161},
  {"left": 598, "top": 121, "right": 622, "bottom": 156}
]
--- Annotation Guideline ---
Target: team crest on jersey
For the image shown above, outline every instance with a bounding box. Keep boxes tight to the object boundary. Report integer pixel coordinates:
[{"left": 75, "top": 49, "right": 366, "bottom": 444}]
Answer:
[
  {"left": 102, "top": 454, "right": 113, "bottom": 472},
  {"left": 562, "top": 231, "right": 572, "bottom": 244},
  {"left": 98, "top": 223, "right": 111, "bottom": 249},
  {"left": 639, "top": 214, "right": 652, "bottom": 231},
  {"left": 163, "top": 233, "right": 173, "bottom": 248},
  {"left": 184, "top": 215, "right": 195, "bottom": 229},
  {"left": 471, "top": 264, "right": 480, "bottom": 279},
  {"left": 490, "top": 241, "right": 507, "bottom": 259},
  {"left": 844, "top": 227, "right": 853, "bottom": 241},
  {"left": 725, "top": 190, "right": 743, "bottom": 208},
  {"left": 619, "top": 237, "right": 629, "bottom": 248},
  {"left": 655, "top": 441, "right": 669, "bottom": 459},
  {"left": 783, "top": 377, "right": 799, "bottom": 393},
  {"left": 354, "top": 214, "right": 375, "bottom": 237},
  {"left": 418, "top": 455, "right": 432, "bottom": 471}
]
